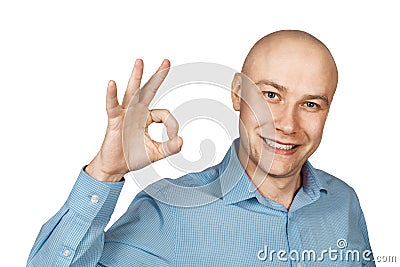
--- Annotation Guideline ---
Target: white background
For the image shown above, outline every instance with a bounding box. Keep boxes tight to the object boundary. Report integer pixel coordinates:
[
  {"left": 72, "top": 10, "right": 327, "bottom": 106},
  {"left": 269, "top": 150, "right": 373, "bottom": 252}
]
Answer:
[{"left": 1, "top": 1, "right": 399, "bottom": 265}]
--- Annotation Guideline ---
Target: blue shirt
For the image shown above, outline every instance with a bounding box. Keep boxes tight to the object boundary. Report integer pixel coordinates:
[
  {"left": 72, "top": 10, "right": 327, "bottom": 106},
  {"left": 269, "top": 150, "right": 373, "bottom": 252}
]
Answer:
[{"left": 27, "top": 140, "right": 374, "bottom": 266}]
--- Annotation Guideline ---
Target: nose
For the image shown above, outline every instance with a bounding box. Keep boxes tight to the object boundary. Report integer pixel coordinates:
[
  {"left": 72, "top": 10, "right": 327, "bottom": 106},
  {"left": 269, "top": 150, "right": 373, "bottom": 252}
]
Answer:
[{"left": 273, "top": 105, "right": 298, "bottom": 135}]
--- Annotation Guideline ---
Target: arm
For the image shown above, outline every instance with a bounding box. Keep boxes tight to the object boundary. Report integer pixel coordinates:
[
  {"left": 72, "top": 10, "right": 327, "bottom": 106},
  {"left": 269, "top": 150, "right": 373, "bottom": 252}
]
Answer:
[
  {"left": 27, "top": 59, "right": 182, "bottom": 266},
  {"left": 99, "top": 190, "right": 176, "bottom": 266},
  {"left": 27, "top": 170, "right": 175, "bottom": 266},
  {"left": 350, "top": 188, "right": 375, "bottom": 267},
  {"left": 27, "top": 168, "right": 124, "bottom": 266},
  {"left": 360, "top": 211, "right": 375, "bottom": 267}
]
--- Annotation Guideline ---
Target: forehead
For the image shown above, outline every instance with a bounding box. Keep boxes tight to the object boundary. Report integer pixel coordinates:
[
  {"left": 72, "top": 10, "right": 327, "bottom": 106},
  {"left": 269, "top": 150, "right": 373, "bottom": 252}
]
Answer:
[{"left": 245, "top": 41, "right": 337, "bottom": 99}]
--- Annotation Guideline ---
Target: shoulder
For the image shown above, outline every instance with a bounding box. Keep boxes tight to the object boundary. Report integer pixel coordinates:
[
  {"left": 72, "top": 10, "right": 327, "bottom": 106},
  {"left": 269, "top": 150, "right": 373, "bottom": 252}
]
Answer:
[
  {"left": 133, "top": 163, "right": 222, "bottom": 208},
  {"left": 143, "top": 163, "right": 220, "bottom": 192},
  {"left": 314, "top": 167, "right": 361, "bottom": 205}
]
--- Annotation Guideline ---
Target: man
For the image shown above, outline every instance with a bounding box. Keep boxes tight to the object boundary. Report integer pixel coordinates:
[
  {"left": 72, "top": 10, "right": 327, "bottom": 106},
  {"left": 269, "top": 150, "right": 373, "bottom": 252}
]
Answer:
[{"left": 27, "top": 30, "right": 374, "bottom": 266}]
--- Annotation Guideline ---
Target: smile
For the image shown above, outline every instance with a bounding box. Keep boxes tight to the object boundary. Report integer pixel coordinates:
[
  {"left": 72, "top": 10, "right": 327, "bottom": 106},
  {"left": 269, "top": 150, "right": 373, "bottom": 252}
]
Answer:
[{"left": 262, "top": 138, "right": 297, "bottom": 150}]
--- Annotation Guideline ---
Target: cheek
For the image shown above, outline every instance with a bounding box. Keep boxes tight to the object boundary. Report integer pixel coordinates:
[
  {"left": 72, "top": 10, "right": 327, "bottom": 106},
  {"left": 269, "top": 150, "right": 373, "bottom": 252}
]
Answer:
[
  {"left": 240, "top": 102, "right": 275, "bottom": 132},
  {"left": 240, "top": 88, "right": 274, "bottom": 128},
  {"left": 302, "top": 115, "right": 326, "bottom": 143},
  {"left": 239, "top": 102, "right": 259, "bottom": 129}
]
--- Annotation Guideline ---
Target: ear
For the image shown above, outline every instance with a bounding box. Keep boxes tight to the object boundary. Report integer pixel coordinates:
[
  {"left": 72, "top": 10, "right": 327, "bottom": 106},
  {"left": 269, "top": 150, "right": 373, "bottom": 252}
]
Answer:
[{"left": 231, "top": 73, "right": 242, "bottom": 111}]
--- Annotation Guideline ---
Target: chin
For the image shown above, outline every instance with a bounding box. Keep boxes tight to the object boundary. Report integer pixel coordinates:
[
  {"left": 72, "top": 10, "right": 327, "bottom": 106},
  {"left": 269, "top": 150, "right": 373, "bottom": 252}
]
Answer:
[{"left": 267, "top": 161, "right": 300, "bottom": 179}]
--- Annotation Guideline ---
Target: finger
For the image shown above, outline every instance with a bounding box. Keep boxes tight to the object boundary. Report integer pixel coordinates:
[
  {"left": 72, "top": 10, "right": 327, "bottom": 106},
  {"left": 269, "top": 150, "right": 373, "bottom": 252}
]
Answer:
[
  {"left": 160, "top": 136, "right": 183, "bottom": 158},
  {"left": 139, "top": 59, "right": 170, "bottom": 106},
  {"left": 122, "top": 59, "right": 144, "bottom": 109},
  {"left": 146, "top": 109, "right": 179, "bottom": 139},
  {"left": 106, "top": 80, "right": 120, "bottom": 117}
]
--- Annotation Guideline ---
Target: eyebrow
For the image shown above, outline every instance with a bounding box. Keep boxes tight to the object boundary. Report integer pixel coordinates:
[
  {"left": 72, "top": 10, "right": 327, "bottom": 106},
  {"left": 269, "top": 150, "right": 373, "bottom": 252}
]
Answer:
[
  {"left": 255, "top": 80, "right": 330, "bottom": 106},
  {"left": 255, "top": 80, "right": 287, "bottom": 93},
  {"left": 304, "top": 95, "right": 330, "bottom": 106}
]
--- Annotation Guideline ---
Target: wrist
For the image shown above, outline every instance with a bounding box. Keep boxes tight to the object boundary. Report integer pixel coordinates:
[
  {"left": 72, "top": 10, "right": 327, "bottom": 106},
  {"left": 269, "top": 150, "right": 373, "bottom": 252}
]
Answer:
[{"left": 85, "top": 158, "right": 125, "bottom": 182}]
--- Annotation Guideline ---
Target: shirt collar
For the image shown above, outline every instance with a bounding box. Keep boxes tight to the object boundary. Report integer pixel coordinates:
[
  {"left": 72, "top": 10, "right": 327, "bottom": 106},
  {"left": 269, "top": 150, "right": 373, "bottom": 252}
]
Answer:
[
  {"left": 301, "top": 160, "right": 327, "bottom": 196},
  {"left": 218, "top": 139, "right": 256, "bottom": 205},
  {"left": 218, "top": 139, "right": 328, "bottom": 206}
]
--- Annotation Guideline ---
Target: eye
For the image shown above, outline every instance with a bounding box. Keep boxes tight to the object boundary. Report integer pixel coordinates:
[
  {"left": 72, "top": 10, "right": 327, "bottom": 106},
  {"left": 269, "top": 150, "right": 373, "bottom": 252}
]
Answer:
[
  {"left": 306, "top": 102, "right": 315, "bottom": 108},
  {"left": 304, "top": 101, "right": 320, "bottom": 110},
  {"left": 263, "top": 91, "right": 279, "bottom": 99}
]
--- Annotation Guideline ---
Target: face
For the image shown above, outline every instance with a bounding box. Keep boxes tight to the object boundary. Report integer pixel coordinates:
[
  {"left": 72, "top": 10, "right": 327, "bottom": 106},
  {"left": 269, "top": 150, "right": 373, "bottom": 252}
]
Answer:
[{"left": 232, "top": 40, "right": 337, "bottom": 180}]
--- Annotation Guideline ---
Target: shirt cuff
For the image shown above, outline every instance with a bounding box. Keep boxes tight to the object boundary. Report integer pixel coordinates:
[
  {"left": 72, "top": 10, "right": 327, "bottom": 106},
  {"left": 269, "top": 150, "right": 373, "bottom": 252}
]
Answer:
[{"left": 66, "top": 166, "right": 125, "bottom": 221}]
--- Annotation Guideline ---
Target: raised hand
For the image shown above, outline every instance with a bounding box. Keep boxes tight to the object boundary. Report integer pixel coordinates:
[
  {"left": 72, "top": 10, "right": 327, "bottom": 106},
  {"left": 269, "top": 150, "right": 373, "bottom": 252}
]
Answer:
[{"left": 86, "top": 59, "right": 183, "bottom": 182}]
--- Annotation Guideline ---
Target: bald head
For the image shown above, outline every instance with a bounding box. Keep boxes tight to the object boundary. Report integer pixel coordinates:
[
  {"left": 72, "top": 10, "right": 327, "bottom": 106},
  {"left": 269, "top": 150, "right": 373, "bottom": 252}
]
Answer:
[
  {"left": 231, "top": 30, "right": 340, "bottom": 181},
  {"left": 242, "top": 30, "right": 338, "bottom": 92}
]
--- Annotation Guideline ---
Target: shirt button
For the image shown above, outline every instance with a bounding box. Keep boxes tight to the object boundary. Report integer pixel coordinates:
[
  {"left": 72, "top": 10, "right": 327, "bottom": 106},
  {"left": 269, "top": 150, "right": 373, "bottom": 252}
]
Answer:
[
  {"left": 63, "top": 249, "right": 71, "bottom": 257},
  {"left": 90, "top": 195, "right": 99, "bottom": 203}
]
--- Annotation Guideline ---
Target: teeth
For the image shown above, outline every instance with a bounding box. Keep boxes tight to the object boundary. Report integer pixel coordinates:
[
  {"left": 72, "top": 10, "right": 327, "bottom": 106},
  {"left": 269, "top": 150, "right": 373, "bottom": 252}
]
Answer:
[{"left": 263, "top": 138, "right": 295, "bottom": 150}]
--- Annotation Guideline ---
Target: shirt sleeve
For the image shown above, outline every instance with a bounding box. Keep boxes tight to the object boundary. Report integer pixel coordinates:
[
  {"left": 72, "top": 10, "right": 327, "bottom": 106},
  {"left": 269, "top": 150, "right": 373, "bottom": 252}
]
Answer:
[
  {"left": 97, "top": 189, "right": 176, "bottom": 266},
  {"left": 27, "top": 168, "right": 176, "bottom": 267},
  {"left": 27, "top": 167, "right": 124, "bottom": 266},
  {"left": 360, "top": 210, "right": 376, "bottom": 267},
  {"left": 351, "top": 188, "right": 375, "bottom": 267}
]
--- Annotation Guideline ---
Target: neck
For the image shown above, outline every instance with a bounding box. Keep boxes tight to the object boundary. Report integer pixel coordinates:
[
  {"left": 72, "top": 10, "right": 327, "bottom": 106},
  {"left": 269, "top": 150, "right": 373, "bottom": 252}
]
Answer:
[
  {"left": 237, "top": 144, "right": 302, "bottom": 210},
  {"left": 256, "top": 170, "right": 302, "bottom": 210}
]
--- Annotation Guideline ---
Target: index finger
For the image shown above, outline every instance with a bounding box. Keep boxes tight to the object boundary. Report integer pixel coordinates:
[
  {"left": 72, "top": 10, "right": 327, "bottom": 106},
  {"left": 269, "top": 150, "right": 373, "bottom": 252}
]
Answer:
[
  {"left": 145, "top": 109, "right": 179, "bottom": 139},
  {"left": 138, "top": 59, "right": 170, "bottom": 106}
]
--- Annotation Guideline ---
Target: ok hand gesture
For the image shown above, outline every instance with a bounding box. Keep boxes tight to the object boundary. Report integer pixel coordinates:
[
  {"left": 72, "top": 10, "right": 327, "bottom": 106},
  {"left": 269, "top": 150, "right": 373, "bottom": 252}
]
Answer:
[{"left": 86, "top": 59, "right": 183, "bottom": 182}]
